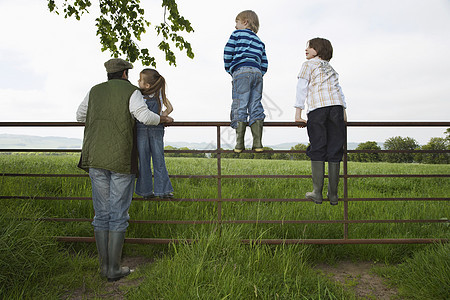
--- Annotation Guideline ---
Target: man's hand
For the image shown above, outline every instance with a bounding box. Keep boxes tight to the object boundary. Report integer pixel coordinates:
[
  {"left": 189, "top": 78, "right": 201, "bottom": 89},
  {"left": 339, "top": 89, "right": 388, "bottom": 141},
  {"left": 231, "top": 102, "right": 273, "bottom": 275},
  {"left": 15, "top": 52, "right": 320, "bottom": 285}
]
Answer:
[{"left": 160, "top": 116, "right": 174, "bottom": 124}]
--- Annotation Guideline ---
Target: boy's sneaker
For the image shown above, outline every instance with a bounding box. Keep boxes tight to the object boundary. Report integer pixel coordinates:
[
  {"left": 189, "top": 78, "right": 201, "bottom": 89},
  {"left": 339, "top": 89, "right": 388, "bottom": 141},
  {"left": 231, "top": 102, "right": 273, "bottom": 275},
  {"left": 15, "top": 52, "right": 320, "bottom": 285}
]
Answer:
[{"left": 143, "top": 194, "right": 156, "bottom": 200}]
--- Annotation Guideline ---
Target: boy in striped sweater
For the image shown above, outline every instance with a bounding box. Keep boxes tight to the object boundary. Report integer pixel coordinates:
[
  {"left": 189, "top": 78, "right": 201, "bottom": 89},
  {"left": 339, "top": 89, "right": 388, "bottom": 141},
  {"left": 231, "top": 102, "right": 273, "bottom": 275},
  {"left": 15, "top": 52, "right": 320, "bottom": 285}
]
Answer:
[{"left": 224, "top": 10, "right": 268, "bottom": 152}]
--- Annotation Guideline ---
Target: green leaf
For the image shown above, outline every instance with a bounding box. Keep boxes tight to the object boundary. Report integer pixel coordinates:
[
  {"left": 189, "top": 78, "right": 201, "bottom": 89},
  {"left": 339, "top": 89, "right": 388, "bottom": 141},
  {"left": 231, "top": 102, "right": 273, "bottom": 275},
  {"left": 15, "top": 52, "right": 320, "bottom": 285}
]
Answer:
[{"left": 47, "top": 0, "right": 194, "bottom": 66}]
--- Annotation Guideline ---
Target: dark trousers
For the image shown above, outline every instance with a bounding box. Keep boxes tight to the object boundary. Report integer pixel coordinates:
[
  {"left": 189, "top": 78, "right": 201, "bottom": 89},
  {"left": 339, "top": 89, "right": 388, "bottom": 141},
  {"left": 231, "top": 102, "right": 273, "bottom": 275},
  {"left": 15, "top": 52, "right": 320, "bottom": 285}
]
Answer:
[{"left": 306, "top": 105, "right": 346, "bottom": 162}]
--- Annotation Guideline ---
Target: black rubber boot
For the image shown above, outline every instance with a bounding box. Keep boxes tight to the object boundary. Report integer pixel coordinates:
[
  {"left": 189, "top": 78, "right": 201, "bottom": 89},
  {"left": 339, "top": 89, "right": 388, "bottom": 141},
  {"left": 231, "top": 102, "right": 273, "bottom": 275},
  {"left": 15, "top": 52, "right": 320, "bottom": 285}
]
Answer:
[
  {"left": 305, "top": 161, "right": 324, "bottom": 204},
  {"left": 107, "top": 231, "right": 130, "bottom": 282},
  {"left": 250, "top": 120, "right": 264, "bottom": 152},
  {"left": 327, "top": 162, "right": 340, "bottom": 205},
  {"left": 234, "top": 122, "right": 246, "bottom": 153},
  {"left": 94, "top": 230, "right": 108, "bottom": 278}
]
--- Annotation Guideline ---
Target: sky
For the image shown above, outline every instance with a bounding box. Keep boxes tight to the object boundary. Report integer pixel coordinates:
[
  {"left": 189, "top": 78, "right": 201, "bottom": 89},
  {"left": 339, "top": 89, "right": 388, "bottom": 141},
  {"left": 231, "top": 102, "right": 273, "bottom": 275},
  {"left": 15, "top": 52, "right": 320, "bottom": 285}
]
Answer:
[{"left": 1, "top": 0, "right": 450, "bottom": 148}]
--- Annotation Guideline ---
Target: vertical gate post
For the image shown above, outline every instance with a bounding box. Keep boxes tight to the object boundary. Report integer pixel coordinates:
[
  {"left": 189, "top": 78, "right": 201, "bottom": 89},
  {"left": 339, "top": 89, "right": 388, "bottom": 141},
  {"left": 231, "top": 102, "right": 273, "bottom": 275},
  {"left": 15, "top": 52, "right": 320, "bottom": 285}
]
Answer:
[
  {"left": 216, "top": 126, "right": 222, "bottom": 233},
  {"left": 343, "top": 124, "right": 349, "bottom": 239}
]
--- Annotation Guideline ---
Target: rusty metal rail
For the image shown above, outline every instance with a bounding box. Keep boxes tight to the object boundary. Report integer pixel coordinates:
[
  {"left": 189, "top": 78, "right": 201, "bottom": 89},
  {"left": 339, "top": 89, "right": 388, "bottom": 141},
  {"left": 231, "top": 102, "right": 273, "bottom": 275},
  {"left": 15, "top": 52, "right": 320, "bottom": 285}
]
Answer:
[{"left": 1, "top": 121, "right": 449, "bottom": 245}]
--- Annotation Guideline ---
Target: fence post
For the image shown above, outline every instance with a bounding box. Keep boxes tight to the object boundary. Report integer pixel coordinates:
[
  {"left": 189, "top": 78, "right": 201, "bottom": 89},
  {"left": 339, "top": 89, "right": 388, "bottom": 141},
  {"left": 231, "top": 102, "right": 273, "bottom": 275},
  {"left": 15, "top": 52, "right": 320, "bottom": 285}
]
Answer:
[
  {"left": 216, "top": 126, "right": 222, "bottom": 233},
  {"left": 343, "top": 124, "right": 349, "bottom": 239}
]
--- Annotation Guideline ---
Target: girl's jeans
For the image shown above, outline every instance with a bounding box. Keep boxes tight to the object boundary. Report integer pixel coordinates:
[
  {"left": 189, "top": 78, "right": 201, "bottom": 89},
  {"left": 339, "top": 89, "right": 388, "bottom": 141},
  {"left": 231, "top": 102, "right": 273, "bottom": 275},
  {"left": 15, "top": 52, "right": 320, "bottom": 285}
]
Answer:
[
  {"left": 89, "top": 168, "right": 135, "bottom": 232},
  {"left": 135, "top": 126, "right": 173, "bottom": 197},
  {"left": 230, "top": 66, "right": 265, "bottom": 129}
]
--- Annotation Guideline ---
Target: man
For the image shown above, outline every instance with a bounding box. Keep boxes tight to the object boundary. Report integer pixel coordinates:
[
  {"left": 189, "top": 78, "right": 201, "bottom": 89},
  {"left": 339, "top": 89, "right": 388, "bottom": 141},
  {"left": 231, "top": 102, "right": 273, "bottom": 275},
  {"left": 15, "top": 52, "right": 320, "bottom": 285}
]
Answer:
[{"left": 76, "top": 58, "right": 173, "bottom": 282}]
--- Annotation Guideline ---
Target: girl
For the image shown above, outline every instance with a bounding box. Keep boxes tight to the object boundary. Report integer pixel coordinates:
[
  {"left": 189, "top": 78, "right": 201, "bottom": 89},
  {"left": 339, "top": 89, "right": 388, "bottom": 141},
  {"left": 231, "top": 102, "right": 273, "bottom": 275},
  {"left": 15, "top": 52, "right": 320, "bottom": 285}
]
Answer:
[
  {"left": 135, "top": 68, "right": 174, "bottom": 199},
  {"left": 294, "top": 38, "right": 347, "bottom": 205}
]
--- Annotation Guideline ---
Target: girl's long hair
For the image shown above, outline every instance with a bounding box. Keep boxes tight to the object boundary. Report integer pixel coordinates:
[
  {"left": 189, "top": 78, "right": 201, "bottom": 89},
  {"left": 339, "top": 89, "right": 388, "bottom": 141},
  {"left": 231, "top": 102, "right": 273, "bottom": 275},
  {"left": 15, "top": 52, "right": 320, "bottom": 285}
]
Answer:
[{"left": 140, "top": 69, "right": 169, "bottom": 112}]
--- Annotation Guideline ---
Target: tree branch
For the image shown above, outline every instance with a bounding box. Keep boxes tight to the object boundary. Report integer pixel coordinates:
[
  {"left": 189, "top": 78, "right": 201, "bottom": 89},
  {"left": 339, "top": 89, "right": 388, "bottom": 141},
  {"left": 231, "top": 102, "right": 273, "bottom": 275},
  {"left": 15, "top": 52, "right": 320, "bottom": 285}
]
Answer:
[{"left": 47, "top": 0, "right": 194, "bottom": 67}]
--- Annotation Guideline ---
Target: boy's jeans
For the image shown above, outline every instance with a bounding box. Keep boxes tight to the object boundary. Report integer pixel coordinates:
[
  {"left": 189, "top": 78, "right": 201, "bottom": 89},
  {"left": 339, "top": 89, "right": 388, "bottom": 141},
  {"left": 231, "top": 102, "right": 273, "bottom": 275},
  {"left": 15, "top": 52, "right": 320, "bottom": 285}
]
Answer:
[
  {"left": 135, "top": 126, "right": 173, "bottom": 197},
  {"left": 230, "top": 66, "right": 265, "bottom": 129},
  {"left": 89, "top": 168, "right": 135, "bottom": 232}
]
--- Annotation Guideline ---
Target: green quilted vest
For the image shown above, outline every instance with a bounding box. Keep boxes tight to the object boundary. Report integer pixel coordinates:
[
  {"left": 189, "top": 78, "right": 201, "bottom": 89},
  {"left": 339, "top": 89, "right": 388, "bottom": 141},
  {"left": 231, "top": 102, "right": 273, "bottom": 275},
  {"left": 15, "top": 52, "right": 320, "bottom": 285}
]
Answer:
[{"left": 79, "top": 79, "right": 139, "bottom": 175}]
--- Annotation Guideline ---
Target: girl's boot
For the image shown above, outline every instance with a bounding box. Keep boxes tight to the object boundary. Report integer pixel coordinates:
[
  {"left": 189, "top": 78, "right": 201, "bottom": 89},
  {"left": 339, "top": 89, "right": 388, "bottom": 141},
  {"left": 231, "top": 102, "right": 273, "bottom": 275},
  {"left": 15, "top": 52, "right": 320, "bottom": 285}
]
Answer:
[
  {"left": 234, "top": 122, "right": 246, "bottom": 153},
  {"left": 305, "top": 161, "right": 324, "bottom": 204},
  {"left": 327, "top": 162, "right": 340, "bottom": 205},
  {"left": 250, "top": 120, "right": 264, "bottom": 152},
  {"left": 107, "top": 231, "right": 131, "bottom": 282}
]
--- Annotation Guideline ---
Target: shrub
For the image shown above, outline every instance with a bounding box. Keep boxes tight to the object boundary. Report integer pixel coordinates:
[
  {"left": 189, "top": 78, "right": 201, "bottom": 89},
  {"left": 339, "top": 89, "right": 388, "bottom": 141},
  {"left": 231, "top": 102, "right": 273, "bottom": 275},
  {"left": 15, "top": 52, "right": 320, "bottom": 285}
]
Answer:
[
  {"left": 415, "top": 137, "right": 450, "bottom": 164},
  {"left": 290, "top": 143, "right": 308, "bottom": 160},
  {"left": 383, "top": 136, "right": 419, "bottom": 163},
  {"left": 164, "top": 146, "right": 206, "bottom": 158},
  {"left": 253, "top": 147, "right": 273, "bottom": 159},
  {"left": 349, "top": 141, "right": 382, "bottom": 162},
  {"left": 272, "top": 152, "right": 290, "bottom": 160}
]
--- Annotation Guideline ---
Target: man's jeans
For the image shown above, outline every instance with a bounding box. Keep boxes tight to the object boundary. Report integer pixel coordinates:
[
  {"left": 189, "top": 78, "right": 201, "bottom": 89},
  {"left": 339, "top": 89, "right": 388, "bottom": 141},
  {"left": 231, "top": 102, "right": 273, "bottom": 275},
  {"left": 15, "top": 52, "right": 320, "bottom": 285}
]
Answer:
[
  {"left": 230, "top": 67, "right": 265, "bottom": 129},
  {"left": 135, "top": 126, "right": 173, "bottom": 197},
  {"left": 89, "top": 168, "right": 135, "bottom": 232}
]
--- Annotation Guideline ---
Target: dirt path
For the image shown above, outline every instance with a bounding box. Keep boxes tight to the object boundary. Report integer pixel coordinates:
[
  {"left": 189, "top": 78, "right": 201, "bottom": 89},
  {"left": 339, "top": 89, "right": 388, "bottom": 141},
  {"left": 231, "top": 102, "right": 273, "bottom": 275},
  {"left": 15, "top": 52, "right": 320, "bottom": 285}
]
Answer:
[
  {"left": 65, "top": 256, "right": 153, "bottom": 300},
  {"left": 315, "top": 261, "right": 400, "bottom": 299}
]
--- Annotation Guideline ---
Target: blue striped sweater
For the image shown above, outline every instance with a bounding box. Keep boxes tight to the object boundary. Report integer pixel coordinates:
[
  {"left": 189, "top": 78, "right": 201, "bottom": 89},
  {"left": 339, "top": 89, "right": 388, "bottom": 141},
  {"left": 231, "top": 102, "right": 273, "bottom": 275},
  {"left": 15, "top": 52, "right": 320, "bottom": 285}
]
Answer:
[{"left": 224, "top": 29, "right": 268, "bottom": 76}]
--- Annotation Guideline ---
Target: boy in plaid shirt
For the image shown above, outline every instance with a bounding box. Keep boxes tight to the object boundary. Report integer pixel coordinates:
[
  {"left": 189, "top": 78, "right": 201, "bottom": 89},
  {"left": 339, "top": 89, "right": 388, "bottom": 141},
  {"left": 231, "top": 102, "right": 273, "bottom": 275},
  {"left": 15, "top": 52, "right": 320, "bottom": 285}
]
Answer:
[{"left": 295, "top": 37, "right": 347, "bottom": 205}]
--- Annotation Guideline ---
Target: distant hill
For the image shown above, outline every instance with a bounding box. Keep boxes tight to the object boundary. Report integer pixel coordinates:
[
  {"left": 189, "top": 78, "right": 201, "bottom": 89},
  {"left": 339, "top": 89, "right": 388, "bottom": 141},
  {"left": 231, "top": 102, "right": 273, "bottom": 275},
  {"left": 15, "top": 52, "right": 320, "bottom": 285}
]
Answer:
[
  {"left": 0, "top": 134, "right": 377, "bottom": 150},
  {"left": 0, "top": 134, "right": 82, "bottom": 149}
]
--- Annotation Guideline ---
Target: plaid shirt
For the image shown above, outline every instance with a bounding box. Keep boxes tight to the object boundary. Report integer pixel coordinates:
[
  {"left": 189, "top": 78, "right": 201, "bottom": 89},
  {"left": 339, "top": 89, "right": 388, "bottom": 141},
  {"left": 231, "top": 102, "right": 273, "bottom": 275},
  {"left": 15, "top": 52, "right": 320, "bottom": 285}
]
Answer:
[{"left": 295, "top": 57, "right": 346, "bottom": 113}]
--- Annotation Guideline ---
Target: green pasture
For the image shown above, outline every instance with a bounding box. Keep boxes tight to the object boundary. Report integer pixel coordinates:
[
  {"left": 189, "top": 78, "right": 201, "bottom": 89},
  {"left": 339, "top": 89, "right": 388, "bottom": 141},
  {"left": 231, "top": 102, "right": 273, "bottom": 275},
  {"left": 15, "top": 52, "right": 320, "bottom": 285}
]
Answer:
[{"left": 0, "top": 154, "right": 449, "bottom": 299}]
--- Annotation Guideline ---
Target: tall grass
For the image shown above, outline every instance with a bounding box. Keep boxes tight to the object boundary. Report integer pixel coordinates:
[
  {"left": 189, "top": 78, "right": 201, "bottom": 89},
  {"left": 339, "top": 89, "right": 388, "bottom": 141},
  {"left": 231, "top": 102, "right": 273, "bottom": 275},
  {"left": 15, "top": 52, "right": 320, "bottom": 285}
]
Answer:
[
  {"left": 375, "top": 242, "right": 450, "bottom": 299},
  {"left": 126, "top": 227, "right": 354, "bottom": 299},
  {"left": 0, "top": 154, "right": 449, "bottom": 298},
  {"left": 0, "top": 201, "right": 101, "bottom": 298}
]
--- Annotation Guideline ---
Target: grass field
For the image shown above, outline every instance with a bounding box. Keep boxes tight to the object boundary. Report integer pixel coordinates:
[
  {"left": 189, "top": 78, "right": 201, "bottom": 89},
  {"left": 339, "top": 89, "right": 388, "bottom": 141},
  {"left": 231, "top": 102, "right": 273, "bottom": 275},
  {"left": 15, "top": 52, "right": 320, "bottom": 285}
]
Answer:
[{"left": 0, "top": 154, "right": 449, "bottom": 299}]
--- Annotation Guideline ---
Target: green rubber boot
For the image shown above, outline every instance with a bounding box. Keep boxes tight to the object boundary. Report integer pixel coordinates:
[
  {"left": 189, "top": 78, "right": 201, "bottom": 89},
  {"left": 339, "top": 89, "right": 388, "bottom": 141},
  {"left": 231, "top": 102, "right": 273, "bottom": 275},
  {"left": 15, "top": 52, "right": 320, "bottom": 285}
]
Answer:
[
  {"left": 327, "top": 162, "right": 340, "bottom": 205},
  {"left": 107, "top": 231, "right": 131, "bottom": 282},
  {"left": 250, "top": 120, "right": 264, "bottom": 152},
  {"left": 234, "top": 122, "right": 246, "bottom": 153},
  {"left": 305, "top": 161, "right": 324, "bottom": 204},
  {"left": 94, "top": 230, "right": 108, "bottom": 278}
]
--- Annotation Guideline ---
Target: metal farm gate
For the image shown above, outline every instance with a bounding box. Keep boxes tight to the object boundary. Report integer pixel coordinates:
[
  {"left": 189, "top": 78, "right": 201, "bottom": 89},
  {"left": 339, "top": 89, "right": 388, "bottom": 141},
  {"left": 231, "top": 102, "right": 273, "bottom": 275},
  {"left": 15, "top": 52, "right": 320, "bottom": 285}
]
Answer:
[{"left": 1, "top": 121, "right": 449, "bottom": 245}]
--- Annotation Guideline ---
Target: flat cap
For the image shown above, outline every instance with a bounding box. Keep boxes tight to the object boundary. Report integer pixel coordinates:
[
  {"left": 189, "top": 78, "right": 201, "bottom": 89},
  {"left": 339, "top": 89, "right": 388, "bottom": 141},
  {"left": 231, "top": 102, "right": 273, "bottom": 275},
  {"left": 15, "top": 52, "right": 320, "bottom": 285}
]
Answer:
[{"left": 104, "top": 58, "right": 133, "bottom": 73}]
